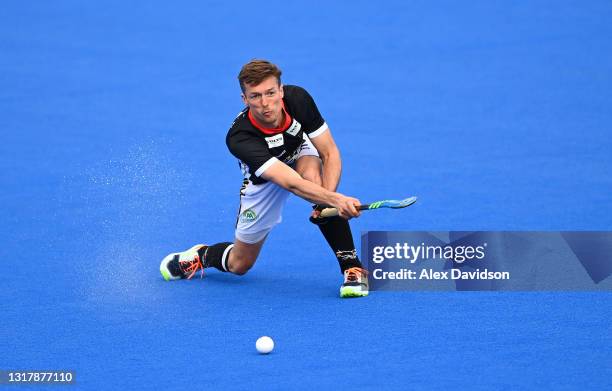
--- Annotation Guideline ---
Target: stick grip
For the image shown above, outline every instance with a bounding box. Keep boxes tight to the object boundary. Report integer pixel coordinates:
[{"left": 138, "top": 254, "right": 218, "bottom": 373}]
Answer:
[
  {"left": 318, "top": 204, "right": 368, "bottom": 218},
  {"left": 318, "top": 207, "right": 340, "bottom": 218}
]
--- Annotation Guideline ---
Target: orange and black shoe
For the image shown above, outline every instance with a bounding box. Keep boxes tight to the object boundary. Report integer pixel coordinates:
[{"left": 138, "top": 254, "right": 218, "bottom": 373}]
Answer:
[
  {"left": 340, "top": 267, "right": 369, "bottom": 298},
  {"left": 160, "top": 244, "right": 207, "bottom": 281}
]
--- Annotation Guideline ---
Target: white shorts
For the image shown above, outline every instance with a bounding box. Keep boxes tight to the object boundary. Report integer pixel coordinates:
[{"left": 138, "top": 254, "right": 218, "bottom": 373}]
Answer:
[{"left": 235, "top": 134, "right": 320, "bottom": 244}]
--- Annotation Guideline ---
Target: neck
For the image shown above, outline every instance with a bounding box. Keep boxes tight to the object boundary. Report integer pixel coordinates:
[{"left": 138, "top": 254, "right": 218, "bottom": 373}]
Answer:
[{"left": 270, "top": 110, "right": 285, "bottom": 129}]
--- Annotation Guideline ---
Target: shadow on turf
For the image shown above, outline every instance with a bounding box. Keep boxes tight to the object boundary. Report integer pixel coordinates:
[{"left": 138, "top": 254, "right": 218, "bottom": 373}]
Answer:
[{"left": 168, "top": 271, "right": 342, "bottom": 299}]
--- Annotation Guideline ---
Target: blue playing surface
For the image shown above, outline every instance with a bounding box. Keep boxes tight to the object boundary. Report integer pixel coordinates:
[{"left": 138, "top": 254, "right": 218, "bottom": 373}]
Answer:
[{"left": 2, "top": 1, "right": 611, "bottom": 389}]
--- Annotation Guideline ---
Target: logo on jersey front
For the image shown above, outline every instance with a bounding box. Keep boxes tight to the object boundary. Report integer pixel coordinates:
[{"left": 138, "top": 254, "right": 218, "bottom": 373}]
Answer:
[
  {"left": 239, "top": 209, "right": 258, "bottom": 223},
  {"left": 265, "top": 134, "right": 284, "bottom": 148},
  {"left": 285, "top": 119, "right": 301, "bottom": 136}
]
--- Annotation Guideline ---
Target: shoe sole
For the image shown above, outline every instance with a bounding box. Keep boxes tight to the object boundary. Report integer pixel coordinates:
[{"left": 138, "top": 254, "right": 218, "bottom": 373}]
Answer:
[{"left": 340, "top": 286, "right": 369, "bottom": 298}]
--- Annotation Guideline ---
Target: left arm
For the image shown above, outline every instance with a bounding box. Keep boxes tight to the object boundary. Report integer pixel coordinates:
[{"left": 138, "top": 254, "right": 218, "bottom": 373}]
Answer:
[{"left": 310, "top": 129, "right": 342, "bottom": 192}]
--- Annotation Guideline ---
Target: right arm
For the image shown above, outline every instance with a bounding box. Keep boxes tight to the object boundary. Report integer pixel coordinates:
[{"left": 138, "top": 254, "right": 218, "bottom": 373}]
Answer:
[{"left": 261, "top": 160, "right": 360, "bottom": 219}]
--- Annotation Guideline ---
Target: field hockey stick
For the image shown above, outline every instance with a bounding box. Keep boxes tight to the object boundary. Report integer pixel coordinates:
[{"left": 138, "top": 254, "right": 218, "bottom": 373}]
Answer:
[{"left": 318, "top": 196, "right": 418, "bottom": 218}]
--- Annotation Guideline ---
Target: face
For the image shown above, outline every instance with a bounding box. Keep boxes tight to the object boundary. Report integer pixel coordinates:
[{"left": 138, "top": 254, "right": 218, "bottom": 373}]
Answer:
[{"left": 242, "top": 76, "right": 284, "bottom": 128}]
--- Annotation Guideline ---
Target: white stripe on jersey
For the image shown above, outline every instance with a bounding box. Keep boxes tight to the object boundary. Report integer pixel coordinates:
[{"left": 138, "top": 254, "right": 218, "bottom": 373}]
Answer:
[
  {"left": 309, "top": 122, "right": 328, "bottom": 138},
  {"left": 254, "top": 157, "right": 279, "bottom": 177}
]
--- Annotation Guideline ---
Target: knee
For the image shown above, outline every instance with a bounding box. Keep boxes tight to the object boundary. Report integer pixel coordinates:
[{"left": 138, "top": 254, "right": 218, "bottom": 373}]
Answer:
[
  {"left": 232, "top": 263, "right": 253, "bottom": 275},
  {"left": 229, "top": 256, "right": 256, "bottom": 275},
  {"left": 301, "top": 168, "right": 322, "bottom": 185}
]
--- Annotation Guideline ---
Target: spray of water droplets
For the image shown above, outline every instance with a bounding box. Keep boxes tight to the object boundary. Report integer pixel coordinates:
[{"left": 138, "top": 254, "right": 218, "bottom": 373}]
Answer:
[{"left": 59, "top": 139, "right": 203, "bottom": 305}]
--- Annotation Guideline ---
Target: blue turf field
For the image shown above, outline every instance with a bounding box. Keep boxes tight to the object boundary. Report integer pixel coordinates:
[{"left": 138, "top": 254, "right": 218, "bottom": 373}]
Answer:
[{"left": 2, "top": 1, "right": 611, "bottom": 389}]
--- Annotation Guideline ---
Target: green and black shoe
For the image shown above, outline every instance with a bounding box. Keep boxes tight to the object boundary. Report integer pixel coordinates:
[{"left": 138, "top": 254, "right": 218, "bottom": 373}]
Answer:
[
  {"left": 160, "top": 244, "right": 207, "bottom": 281},
  {"left": 340, "top": 267, "right": 369, "bottom": 298}
]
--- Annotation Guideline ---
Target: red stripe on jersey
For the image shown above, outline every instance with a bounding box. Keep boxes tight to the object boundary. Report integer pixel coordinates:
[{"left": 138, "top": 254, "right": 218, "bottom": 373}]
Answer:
[{"left": 247, "top": 101, "right": 292, "bottom": 135}]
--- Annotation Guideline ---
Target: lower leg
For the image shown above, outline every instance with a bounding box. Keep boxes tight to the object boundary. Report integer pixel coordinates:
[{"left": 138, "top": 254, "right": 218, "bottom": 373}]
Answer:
[
  {"left": 315, "top": 216, "right": 364, "bottom": 273},
  {"left": 200, "top": 237, "right": 266, "bottom": 275},
  {"left": 295, "top": 155, "right": 363, "bottom": 273}
]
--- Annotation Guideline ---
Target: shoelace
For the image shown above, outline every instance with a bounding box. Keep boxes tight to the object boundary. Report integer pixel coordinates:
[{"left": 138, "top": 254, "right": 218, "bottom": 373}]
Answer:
[
  {"left": 179, "top": 253, "right": 204, "bottom": 279},
  {"left": 345, "top": 267, "right": 368, "bottom": 282}
]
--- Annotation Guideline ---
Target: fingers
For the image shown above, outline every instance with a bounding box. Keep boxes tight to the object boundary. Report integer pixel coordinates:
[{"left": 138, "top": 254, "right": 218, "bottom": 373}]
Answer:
[
  {"left": 347, "top": 201, "right": 359, "bottom": 217},
  {"left": 349, "top": 197, "right": 361, "bottom": 217},
  {"left": 338, "top": 197, "right": 361, "bottom": 219}
]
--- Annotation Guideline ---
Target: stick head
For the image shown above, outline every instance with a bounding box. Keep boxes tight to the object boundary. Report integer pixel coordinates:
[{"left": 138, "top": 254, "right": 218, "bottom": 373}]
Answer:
[
  {"left": 392, "top": 196, "right": 418, "bottom": 208},
  {"left": 368, "top": 197, "right": 418, "bottom": 209}
]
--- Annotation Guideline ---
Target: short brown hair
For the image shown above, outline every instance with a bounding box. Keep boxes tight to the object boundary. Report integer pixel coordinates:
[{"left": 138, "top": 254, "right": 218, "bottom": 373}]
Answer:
[{"left": 238, "top": 59, "right": 282, "bottom": 92}]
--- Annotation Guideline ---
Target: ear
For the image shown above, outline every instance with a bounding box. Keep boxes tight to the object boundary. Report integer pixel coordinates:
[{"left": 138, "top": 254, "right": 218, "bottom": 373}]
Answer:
[
  {"left": 279, "top": 84, "right": 284, "bottom": 99},
  {"left": 241, "top": 93, "right": 248, "bottom": 106}
]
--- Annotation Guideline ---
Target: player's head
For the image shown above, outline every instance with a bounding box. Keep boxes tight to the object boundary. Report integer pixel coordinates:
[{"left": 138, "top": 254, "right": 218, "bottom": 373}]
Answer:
[
  {"left": 238, "top": 59, "right": 282, "bottom": 93},
  {"left": 239, "top": 60, "right": 285, "bottom": 128}
]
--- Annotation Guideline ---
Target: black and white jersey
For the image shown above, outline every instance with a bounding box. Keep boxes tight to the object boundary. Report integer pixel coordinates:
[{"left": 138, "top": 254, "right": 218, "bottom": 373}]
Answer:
[{"left": 226, "top": 85, "right": 328, "bottom": 185}]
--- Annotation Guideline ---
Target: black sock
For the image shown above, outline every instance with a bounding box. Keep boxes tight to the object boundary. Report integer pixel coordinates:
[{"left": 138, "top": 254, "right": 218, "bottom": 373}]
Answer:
[
  {"left": 315, "top": 216, "right": 363, "bottom": 273},
  {"left": 199, "top": 242, "right": 233, "bottom": 272}
]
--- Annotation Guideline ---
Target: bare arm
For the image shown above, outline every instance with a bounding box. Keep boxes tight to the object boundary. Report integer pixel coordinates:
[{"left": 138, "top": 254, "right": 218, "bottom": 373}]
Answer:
[
  {"left": 309, "top": 129, "right": 341, "bottom": 192},
  {"left": 261, "top": 159, "right": 360, "bottom": 218}
]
